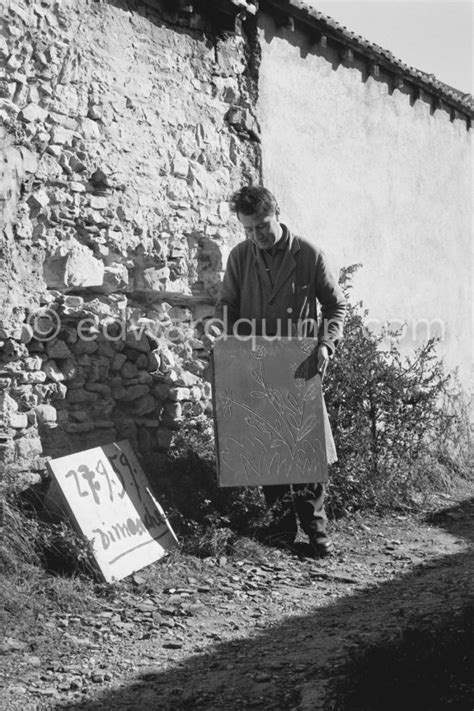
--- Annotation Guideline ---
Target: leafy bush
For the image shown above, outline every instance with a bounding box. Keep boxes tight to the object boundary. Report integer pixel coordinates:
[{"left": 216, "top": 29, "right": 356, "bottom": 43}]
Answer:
[{"left": 324, "top": 264, "right": 470, "bottom": 516}]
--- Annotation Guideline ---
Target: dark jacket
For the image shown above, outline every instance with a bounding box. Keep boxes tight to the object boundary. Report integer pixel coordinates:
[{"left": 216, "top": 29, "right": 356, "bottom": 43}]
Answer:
[{"left": 214, "top": 225, "right": 346, "bottom": 355}]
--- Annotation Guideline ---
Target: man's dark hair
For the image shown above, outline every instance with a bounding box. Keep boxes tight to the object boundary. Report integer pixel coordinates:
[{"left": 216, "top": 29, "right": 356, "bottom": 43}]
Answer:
[{"left": 229, "top": 186, "right": 279, "bottom": 217}]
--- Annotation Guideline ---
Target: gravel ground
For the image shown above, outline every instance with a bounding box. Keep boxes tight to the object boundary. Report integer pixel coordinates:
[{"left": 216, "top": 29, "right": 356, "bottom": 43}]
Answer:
[{"left": 1, "top": 492, "right": 473, "bottom": 710}]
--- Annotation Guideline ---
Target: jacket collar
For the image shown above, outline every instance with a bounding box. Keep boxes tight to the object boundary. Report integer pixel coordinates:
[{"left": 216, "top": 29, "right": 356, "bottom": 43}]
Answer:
[{"left": 253, "top": 224, "right": 301, "bottom": 299}]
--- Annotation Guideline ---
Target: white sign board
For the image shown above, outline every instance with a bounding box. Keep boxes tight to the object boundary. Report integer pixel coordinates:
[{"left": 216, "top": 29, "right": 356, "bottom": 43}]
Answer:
[{"left": 46, "top": 440, "right": 178, "bottom": 582}]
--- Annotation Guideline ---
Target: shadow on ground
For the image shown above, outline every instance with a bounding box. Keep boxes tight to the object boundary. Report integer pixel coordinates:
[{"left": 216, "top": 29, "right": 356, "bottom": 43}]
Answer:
[{"left": 55, "top": 498, "right": 474, "bottom": 711}]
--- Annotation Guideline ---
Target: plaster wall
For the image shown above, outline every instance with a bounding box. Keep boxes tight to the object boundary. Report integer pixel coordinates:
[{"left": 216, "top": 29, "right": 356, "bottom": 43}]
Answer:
[{"left": 257, "top": 15, "right": 472, "bottom": 394}]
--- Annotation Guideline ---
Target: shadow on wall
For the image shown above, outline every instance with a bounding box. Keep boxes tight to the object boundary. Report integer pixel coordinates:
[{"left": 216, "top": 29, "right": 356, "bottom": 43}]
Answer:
[
  {"left": 259, "top": 14, "right": 435, "bottom": 113},
  {"left": 52, "top": 498, "right": 474, "bottom": 710}
]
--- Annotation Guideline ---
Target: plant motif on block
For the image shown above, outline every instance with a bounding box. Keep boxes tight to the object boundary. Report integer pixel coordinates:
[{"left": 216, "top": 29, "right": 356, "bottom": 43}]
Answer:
[{"left": 217, "top": 343, "right": 325, "bottom": 484}]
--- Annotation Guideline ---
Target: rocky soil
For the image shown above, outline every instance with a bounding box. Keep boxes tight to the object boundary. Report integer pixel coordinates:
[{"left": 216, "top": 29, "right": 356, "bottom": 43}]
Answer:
[{"left": 1, "top": 491, "right": 473, "bottom": 711}]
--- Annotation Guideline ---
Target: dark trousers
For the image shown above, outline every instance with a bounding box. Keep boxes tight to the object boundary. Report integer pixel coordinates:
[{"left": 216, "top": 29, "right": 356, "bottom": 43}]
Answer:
[{"left": 262, "top": 483, "right": 327, "bottom": 541}]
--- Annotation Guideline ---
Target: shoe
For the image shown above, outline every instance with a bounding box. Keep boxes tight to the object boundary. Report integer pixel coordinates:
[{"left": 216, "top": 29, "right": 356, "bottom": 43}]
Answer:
[{"left": 308, "top": 534, "right": 334, "bottom": 557}]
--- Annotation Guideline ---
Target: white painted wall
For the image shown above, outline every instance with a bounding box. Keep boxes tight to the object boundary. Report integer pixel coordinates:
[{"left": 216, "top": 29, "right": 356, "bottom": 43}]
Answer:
[{"left": 257, "top": 14, "right": 472, "bottom": 396}]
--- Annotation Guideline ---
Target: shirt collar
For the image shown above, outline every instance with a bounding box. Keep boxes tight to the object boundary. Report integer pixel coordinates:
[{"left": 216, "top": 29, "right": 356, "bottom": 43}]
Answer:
[{"left": 265, "top": 224, "right": 288, "bottom": 254}]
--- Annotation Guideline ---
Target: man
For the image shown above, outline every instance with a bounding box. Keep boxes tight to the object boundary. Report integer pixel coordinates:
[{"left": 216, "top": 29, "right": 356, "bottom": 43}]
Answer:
[{"left": 209, "top": 186, "right": 346, "bottom": 557}]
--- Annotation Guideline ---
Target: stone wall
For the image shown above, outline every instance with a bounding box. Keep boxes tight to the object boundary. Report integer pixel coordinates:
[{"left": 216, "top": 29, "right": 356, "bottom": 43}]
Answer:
[{"left": 0, "top": 0, "right": 260, "bottom": 487}]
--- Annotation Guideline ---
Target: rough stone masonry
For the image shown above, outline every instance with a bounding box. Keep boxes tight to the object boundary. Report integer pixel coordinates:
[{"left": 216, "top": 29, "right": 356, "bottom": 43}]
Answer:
[{"left": 0, "top": 0, "right": 261, "bottom": 488}]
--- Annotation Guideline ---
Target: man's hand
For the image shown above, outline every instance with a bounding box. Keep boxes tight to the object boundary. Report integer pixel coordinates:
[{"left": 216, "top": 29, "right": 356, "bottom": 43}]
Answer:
[{"left": 317, "top": 344, "right": 330, "bottom": 381}]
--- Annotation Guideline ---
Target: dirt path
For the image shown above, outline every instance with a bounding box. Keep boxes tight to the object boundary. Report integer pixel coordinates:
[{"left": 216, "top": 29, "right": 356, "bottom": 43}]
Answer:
[{"left": 2, "top": 492, "right": 473, "bottom": 710}]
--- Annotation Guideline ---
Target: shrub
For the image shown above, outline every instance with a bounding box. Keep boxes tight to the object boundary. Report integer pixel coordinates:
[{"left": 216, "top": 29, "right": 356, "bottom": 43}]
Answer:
[{"left": 324, "top": 264, "right": 470, "bottom": 516}]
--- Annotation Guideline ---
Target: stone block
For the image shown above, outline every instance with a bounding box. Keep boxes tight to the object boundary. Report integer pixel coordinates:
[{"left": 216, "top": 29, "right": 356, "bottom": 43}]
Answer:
[
  {"left": 43, "top": 245, "right": 104, "bottom": 288},
  {"left": 121, "top": 384, "right": 149, "bottom": 402},
  {"left": 27, "top": 411, "right": 37, "bottom": 426},
  {"left": 182, "top": 401, "right": 205, "bottom": 417},
  {"left": 168, "top": 387, "right": 190, "bottom": 401},
  {"left": 34, "top": 382, "right": 67, "bottom": 401},
  {"left": 172, "top": 153, "right": 189, "bottom": 178},
  {"left": 111, "top": 353, "right": 127, "bottom": 371},
  {"left": 60, "top": 358, "right": 78, "bottom": 381},
  {"left": 63, "top": 295, "right": 84, "bottom": 310},
  {"left": 164, "top": 401, "right": 182, "bottom": 419},
  {"left": 120, "top": 361, "right": 138, "bottom": 379},
  {"left": 51, "top": 126, "right": 74, "bottom": 145},
  {"left": 20, "top": 371, "right": 47, "bottom": 384},
  {"left": 43, "top": 360, "right": 65, "bottom": 382},
  {"left": 153, "top": 383, "right": 170, "bottom": 400},
  {"left": 158, "top": 348, "right": 175, "bottom": 372},
  {"left": 9, "top": 412, "right": 28, "bottom": 429},
  {"left": 129, "top": 394, "right": 156, "bottom": 416},
  {"left": 15, "top": 436, "right": 43, "bottom": 459},
  {"left": 163, "top": 277, "right": 191, "bottom": 294},
  {"left": 135, "top": 354, "right": 148, "bottom": 369},
  {"left": 27, "top": 189, "right": 50, "bottom": 210},
  {"left": 89, "top": 195, "right": 107, "bottom": 210},
  {"left": 70, "top": 340, "right": 99, "bottom": 356},
  {"left": 66, "top": 388, "right": 99, "bottom": 404},
  {"left": 23, "top": 356, "right": 43, "bottom": 372},
  {"left": 125, "top": 332, "right": 150, "bottom": 354},
  {"left": 189, "top": 385, "right": 202, "bottom": 400},
  {"left": 69, "top": 156, "right": 87, "bottom": 173},
  {"left": 70, "top": 181, "right": 86, "bottom": 193},
  {"left": 97, "top": 264, "right": 129, "bottom": 294},
  {"left": 85, "top": 382, "right": 111, "bottom": 395},
  {"left": 201, "top": 382, "right": 212, "bottom": 398},
  {"left": 136, "top": 370, "right": 153, "bottom": 385},
  {"left": 143, "top": 266, "right": 170, "bottom": 290},
  {"left": 18, "top": 147, "right": 37, "bottom": 174},
  {"left": 97, "top": 340, "right": 115, "bottom": 358},
  {"left": 20, "top": 103, "right": 48, "bottom": 123},
  {"left": 176, "top": 370, "right": 200, "bottom": 387},
  {"left": 34, "top": 405, "right": 57, "bottom": 424},
  {"left": 46, "top": 340, "right": 73, "bottom": 359},
  {"left": 111, "top": 385, "right": 127, "bottom": 400},
  {"left": 77, "top": 117, "right": 100, "bottom": 140}
]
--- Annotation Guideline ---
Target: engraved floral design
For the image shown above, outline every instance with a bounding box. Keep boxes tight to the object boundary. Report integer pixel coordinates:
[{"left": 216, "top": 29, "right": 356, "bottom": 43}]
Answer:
[
  {"left": 219, "top": 345, "right": 325, "bottom": 484},
  {"left": 219, "top": 388, "right": 234, "bottom": 417}
]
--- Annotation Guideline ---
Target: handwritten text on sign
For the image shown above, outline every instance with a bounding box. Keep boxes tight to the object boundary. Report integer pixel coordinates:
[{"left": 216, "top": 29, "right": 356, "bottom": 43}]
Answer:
[{"left": 47, "top": 440, "right": 178, "bottom": 582}]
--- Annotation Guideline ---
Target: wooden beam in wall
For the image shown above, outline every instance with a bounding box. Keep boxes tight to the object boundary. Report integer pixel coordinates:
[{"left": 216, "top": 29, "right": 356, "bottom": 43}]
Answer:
[
  {"left": 369, "top": 63, "right": 380, "bottom": 78},
  {"left": 338, "top": 46, "right": 354, "bottom": 63},
  {"left": 393, "top": 75, "right": 404, "bottom": 91}
]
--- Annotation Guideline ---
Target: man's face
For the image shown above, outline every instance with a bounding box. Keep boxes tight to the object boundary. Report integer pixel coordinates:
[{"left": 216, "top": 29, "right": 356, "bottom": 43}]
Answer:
[{"left": 237, "top": 210, "right": 281, "bottom": 250}]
